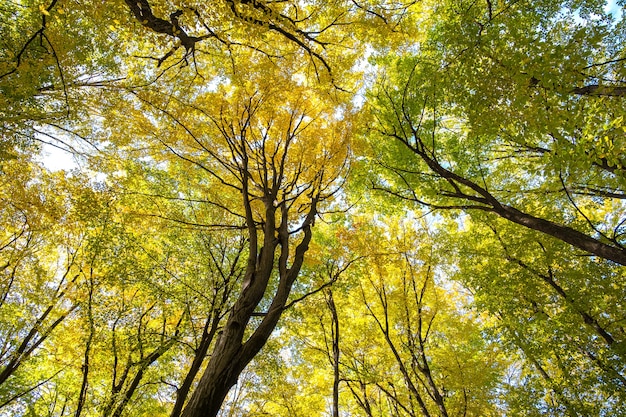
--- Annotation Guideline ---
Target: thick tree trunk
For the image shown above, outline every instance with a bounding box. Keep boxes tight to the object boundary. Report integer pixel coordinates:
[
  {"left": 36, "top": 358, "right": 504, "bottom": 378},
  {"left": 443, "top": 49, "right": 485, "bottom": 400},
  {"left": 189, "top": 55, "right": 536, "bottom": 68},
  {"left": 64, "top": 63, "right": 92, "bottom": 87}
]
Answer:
[
  {"left": 178, "top": 351, "right": 244, "bottom": 417},
  {"left": 180, "top": 199, "right": 316, "bottom": 417}
]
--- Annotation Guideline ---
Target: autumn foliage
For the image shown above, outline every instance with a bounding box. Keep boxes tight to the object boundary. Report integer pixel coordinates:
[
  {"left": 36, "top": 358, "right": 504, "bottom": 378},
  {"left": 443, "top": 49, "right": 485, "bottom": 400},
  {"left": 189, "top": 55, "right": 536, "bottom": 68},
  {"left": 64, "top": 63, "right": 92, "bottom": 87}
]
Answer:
[{"left": 1, "top": 0, "right": 625, "bottom": 416}]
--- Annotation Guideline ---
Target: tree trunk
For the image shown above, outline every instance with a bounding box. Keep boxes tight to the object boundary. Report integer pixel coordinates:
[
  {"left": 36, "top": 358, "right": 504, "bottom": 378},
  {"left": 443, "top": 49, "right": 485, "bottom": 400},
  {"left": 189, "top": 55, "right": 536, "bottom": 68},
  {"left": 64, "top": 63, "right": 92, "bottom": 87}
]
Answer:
[
  {"left": 571, "top": 84, "right": 626, "bottom": 97},
  {"left": 180, "top": 199, "right": 317, "bottom": 417},
  {"left": 405, "top": 135, "right": 626, "bottom": 266},
  {"left": 170, "top": 312, "right": 222, "bottom": 417},
  {"left": 497, "top": 205, "right": 626, "bottom": 266},
  {"left": 326, "top": 289, "right": 340, "bottom": 417},
  {"left": 178, "top": 343, "right": 248, "bottom": 417}
]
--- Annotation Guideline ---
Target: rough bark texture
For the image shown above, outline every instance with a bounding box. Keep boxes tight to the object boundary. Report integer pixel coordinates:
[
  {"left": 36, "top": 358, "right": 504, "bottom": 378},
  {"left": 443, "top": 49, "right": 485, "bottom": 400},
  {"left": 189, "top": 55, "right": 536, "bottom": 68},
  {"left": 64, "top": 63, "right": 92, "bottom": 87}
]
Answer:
[
  {"left": 180, "top": 197, "right": 317, "bottom": 417},
  {"left": 496, "top": 205, "right": 626, "bottom": 265},
  {"left": 123, "top": 0, "right": 206, "bottom": 51}
]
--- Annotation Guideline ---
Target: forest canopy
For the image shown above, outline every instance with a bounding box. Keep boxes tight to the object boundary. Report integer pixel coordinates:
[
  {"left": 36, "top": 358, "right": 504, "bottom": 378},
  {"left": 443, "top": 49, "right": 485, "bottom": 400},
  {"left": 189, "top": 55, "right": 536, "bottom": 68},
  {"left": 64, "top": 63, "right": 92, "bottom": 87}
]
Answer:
[{"left": 1, "top": 0, "right": 625, "bottom": 416}]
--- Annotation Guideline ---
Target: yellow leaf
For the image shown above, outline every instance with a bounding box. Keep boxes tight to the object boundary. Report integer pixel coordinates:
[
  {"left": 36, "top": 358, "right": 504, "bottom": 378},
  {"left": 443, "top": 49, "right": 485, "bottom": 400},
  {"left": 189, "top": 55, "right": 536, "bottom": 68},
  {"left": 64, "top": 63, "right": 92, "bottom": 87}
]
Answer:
[{"left": 39, "top": 4, "right": 50, "bottom": 15}]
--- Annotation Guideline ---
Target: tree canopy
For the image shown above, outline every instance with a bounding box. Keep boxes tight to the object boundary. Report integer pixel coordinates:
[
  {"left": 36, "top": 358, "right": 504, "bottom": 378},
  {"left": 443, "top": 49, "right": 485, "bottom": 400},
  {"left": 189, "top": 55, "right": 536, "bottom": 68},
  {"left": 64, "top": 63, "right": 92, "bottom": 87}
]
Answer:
[{"left": 1, "top": 0, "right": 625, "bottom": 416}]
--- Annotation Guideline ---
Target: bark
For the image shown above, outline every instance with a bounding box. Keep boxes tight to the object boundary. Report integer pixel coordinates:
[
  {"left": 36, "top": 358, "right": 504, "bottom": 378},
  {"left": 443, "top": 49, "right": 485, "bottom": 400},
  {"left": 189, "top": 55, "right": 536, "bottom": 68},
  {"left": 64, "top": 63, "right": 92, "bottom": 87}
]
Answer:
[
  {"left": 180, "top": 198, "right": 317, "bottom": 417},
  {"left": 170, "top": 310, "right": 223, "bottom": 417},
  {"left": 571, "top": 84, "right": 626, "bottom": 97},
  {"left": 496, "top": 205, "right": 626, "bottom": 266},
  {"left": 123, "top": 0, "right": 206, "bottom": 51},
  {"left": 170, "top": 236, "right": 244, "bottom": 417},
  {"left": 325, "top": 290, "right": 340, "bottom": 417},
  {"left": 391, "top": 128, "right": 626, "bottom": 265},
  {"left": 75, "top": 271, "right": 95, "bottom": 417}
]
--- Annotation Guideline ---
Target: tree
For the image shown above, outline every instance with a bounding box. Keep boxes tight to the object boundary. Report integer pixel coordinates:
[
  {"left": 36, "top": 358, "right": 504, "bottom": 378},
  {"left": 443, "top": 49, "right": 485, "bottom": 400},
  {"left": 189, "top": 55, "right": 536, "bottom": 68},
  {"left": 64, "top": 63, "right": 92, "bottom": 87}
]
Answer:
[
  {"left": 360, "top": 0, "right": 626, "bottom": 415},
  {"left": 363, "top": 0, "right": 626, "bottom": 413},
  {"left": 0, "top": 0, "right": 415, "bottom": 157},
  {"left": 343, "top": 217, "right": 503, "bottom": 417},
  {"left": 1, "top": 0, "right": 626, "bottom": 415},
  {"left": 234, "top": 214, "right": 506, "bottom": 417},
  {"left": 439, "top": 215, "right": 626, "bottom": 415},
  {"left": 368, "top": 0, "right": 626, "bottom": 264},
  {"left": 0, "top": 159, "right": 83, "bottom": 411},
  {"left": 95, "top": 69, "right": 352, "bottom": 416}
]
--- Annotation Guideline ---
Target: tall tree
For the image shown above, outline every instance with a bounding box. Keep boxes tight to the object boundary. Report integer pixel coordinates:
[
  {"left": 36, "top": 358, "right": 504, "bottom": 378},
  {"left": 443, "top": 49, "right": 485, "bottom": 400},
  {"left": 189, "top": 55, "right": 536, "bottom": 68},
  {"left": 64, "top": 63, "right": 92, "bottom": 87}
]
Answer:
[
  {"left": 2, "top": 0, "right": 626, "bottom": 415},
  {"left": 98, "top": 69, "right": 352, "bottom": 416},
  {"left": 368, "top": 0, "right": 626, "bottom": 264},
  {"left": 364, "top": 0, "right": 626, "bottom": 412}
]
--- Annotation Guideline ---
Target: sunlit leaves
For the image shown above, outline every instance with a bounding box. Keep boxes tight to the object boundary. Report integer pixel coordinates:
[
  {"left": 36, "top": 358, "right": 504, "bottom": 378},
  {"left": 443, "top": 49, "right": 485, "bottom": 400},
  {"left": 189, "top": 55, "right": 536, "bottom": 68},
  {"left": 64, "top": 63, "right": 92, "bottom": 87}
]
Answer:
[{"left": 1, "top": 0, "right": 625, "bottom": 415}]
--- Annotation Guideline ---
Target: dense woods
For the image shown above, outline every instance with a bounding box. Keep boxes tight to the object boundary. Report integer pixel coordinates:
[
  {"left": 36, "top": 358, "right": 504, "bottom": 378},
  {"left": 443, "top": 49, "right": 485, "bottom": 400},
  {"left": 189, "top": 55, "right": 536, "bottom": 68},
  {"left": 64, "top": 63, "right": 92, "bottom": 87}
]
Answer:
[{"left": 1, "top": 0, "right": 625, "bottom": 416}]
